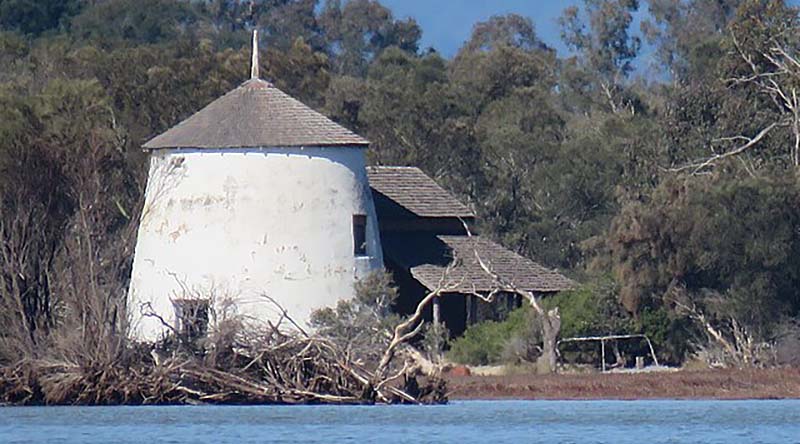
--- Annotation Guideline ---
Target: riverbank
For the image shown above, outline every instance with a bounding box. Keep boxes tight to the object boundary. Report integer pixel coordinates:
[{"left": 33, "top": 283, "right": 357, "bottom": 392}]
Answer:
[{"left": 445, "top": 367, "right": 800, "bottom": 400}]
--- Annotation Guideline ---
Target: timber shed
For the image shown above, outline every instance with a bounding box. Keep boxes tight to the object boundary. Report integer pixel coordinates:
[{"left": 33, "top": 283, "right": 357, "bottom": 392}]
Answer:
[{"left": 367, "top": 166, "right": 574, "bottom": 337}]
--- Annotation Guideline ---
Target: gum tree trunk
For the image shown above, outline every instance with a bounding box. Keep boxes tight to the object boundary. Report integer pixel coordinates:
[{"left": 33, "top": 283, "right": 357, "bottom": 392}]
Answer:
[{"left": 537, "top": 307, "right": 561, "bottom": 374}]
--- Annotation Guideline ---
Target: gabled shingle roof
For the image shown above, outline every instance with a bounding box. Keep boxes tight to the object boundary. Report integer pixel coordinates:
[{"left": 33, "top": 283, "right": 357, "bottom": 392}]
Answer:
[
  {"left": 143, "top": 78, "right": 369, "bottom": 149},
  {"left": 383, "top": 234, "right": 574, "bottom": 293},
  {"left": 367, "top": 167, "right": 475, "bottom": 218}
]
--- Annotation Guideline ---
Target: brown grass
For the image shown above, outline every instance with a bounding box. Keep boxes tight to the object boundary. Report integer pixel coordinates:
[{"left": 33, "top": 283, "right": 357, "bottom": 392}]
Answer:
[{"left": 445, "top": 368, "right": 800, "bottom": 400}]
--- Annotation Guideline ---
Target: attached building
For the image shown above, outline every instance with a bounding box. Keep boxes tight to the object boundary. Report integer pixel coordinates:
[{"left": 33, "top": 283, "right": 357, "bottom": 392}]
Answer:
[{"left": 367, "top": 166, "right": 574, "bottom": 336}]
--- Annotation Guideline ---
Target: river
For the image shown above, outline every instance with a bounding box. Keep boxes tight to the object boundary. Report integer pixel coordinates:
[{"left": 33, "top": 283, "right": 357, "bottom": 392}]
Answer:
[{"left": 1, "top": 400, "right": 798, "bottom": 443}]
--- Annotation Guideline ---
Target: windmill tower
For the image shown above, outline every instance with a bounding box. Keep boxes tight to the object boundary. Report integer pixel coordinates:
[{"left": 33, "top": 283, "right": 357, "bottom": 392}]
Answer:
[{"left": 128, "top": 32, "right": 383, "bottom": 341}]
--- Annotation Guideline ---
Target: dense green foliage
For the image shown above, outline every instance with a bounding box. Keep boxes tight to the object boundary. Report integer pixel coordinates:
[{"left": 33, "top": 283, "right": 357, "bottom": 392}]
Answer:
[
  {"left": 447, "top": 307, "right": 531, "bottom": 366},
  {"left": 2, "top": 0, "right": 800, "bottom": 366},
  {"left": 448, "top": 278, "right": 693, "bottom": 366}
]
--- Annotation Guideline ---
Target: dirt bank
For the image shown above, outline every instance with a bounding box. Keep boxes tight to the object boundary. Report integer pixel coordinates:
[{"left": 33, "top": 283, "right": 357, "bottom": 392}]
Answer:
[{"left": 445, "top": 368, "right": 800, "bottom": 400}]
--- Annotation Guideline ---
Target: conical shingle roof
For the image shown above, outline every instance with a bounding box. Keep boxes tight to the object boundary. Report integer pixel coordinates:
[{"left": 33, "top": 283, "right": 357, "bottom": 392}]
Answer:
[{"left": 143, "top": 78, "right": 369, "bottom": 149}]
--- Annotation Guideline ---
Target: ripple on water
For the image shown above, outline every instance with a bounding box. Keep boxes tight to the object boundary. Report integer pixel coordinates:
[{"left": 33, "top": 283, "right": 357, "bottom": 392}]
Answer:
[{"left": 1, "top": 400, "right": 799, "bottom": 444}]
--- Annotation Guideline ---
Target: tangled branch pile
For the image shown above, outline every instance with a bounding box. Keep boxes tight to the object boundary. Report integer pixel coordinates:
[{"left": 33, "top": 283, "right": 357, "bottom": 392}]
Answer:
[
  {"left": 0, "top": 273, "right": 447, "bottom": 406},
  {"left": 0, "top": 324, "right": 445, "bottom": 406}
]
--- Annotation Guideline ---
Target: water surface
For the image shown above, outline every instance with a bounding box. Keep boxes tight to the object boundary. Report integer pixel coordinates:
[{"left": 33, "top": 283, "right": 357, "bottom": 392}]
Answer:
[{"left": 1, "top": 400, "right": 798, "bottom": 443}]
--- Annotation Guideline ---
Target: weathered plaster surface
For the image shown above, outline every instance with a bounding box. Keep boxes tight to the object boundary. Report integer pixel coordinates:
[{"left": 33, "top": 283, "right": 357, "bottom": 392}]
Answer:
[{"left": 128, "top": 146, "right": 383, "bottom": 341}]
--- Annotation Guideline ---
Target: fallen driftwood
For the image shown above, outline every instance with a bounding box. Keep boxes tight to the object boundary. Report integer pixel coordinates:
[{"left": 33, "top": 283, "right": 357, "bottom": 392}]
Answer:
[
  {"left": 0, "top": 298, "right": 447, "bottom": 406},
  {"left": 0, "top": 340, "right": 445, "bottom": 406}
]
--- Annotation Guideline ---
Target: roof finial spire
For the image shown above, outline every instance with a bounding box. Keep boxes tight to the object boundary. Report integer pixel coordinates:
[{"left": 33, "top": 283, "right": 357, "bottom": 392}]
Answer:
[{"left": 250, "top": 29, "right": 259, "bottom": 80}]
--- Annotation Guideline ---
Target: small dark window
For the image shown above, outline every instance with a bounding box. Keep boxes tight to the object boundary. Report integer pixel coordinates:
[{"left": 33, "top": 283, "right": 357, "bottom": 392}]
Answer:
[
  {"left": 353, "top": 214, "right": 367, "bottom": 256},
  {"left": 173, "top": 299, "right": 210, "bottom": 341}
]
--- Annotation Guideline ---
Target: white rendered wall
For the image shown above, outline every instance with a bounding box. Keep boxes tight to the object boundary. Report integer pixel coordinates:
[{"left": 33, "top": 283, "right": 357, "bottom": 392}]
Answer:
[{"left": 128, "top": 146, "right": 383, "bottom": 341}]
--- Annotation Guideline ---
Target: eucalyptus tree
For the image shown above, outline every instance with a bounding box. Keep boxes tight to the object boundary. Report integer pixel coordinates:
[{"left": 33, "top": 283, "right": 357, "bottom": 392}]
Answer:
[{"left": 560, "top": 0, "right": 641, "bottom": 114}]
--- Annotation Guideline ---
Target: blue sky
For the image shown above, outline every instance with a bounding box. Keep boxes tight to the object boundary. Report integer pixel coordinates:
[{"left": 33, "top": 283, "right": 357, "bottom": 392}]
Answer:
[
  {"left": 380, "top": 0, "right": 583, "bottom": 57},
  {"left": 378, "top": 0, "right": 664, "bottom": 74},
  {"left": 380, "top": 0, "right": 800, "bottom": 62}
]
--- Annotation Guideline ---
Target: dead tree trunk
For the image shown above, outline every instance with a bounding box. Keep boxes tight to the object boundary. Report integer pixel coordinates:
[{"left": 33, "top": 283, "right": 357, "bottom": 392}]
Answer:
[{"left": 537, "top": 307, "right": 561, "bottom": 374}]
